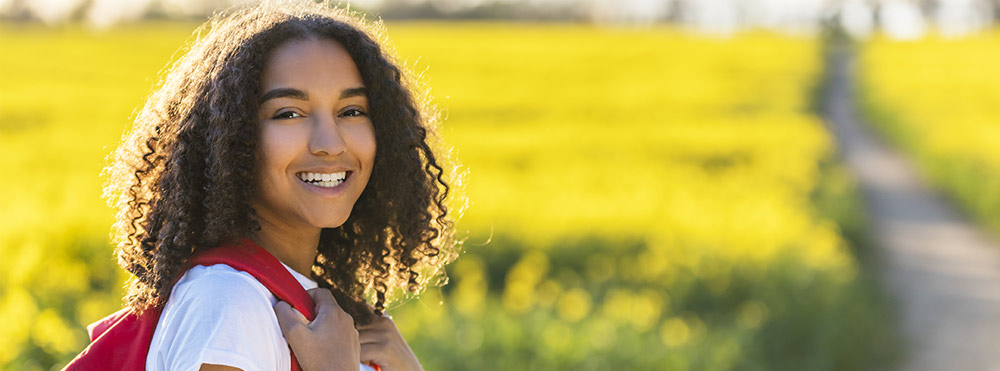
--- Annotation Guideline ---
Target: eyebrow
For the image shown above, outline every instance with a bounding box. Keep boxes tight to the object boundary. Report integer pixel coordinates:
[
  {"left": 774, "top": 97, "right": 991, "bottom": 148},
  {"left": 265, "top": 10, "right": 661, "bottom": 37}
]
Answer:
[
  {"left": 340, "top": 87, "right": 367, "bottom": 99},
  {"left": 259, "top": 86, "right": 368, "bottom": 103},
  {"left": 260, "top": 88, "right": 307, "bottom": 103}
]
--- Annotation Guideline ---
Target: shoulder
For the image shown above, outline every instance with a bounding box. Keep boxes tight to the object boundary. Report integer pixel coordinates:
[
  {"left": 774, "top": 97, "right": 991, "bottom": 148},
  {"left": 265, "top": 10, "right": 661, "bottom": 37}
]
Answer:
[
  {"left": 171, "top": 264, "right": 277, "bottom": 309},
  {"left": 147, "top": 264, "right": 289, "bottom": 371}
]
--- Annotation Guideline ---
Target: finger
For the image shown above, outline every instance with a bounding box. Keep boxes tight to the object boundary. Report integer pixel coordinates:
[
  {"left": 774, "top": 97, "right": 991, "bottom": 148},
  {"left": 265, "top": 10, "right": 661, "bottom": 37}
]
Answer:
[
  {"left": 358, "top": 328, "right": 387, "bottom": 345},
  {"left": 360, "top": 342, "right": 388, "bottom": 365},
  {"left": 307, "top": 287, "right": 336, "bottom": 305},
  {"left": 273, "top": 301, "right": 308, "bottom": 335},
  {"left": 307, "top": 288, "right": 342, "bottom": 322},
  {"left": 355, "top": 314, "right": 391, "bottom": 330},
  {"left": 308, "top": 288, "right": 339, "bottom": 312}
]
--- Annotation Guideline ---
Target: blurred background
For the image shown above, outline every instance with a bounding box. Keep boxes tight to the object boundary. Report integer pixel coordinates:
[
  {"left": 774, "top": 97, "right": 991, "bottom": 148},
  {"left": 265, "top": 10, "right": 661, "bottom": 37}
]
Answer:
[{"left": 3, "top": 0, "right": 1000, "bottom": 370}]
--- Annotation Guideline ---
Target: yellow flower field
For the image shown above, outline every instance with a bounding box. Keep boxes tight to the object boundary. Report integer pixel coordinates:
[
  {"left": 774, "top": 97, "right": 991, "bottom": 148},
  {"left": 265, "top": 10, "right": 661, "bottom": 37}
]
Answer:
[
  {"left": 0, "top": 22, "right": 896, "bottom": 370},
  {"left": 859, "top": 32, "right": 1000, "bottom": 232}
]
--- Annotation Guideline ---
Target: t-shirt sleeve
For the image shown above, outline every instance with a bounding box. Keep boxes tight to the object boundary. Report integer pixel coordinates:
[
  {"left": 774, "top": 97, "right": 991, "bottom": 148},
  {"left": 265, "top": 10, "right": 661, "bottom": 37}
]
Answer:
[{"left": 149, "top": 267, "right": 288, "bottom": 371}]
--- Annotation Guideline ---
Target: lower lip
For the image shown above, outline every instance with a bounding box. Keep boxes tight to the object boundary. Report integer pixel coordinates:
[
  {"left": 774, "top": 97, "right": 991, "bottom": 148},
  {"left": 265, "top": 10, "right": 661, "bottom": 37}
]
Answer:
[{"left": 297, "top": 172, "right": 351, "bottom": 197}]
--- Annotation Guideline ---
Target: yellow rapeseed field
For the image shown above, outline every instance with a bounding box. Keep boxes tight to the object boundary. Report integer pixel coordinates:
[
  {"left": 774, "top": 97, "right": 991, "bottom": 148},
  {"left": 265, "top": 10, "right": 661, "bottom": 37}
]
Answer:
[
  {"left": 859, "top": 32, "right": 1000, "bottom": 232},
  {"left": 0, "top": 22, "right": 896, "bottom": 370}
]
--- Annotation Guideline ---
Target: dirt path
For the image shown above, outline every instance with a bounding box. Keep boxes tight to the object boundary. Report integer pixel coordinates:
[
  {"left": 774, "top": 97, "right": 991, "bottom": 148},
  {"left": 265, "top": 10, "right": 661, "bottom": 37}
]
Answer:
[{"left": 822, "top": 43, "right": 1000, "bottom": 370}]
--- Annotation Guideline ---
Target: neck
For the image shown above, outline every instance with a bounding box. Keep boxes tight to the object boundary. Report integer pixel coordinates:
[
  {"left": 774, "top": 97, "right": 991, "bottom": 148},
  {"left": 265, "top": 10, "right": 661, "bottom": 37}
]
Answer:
[{"left": 250, "top": 212, "right": 321, "bottom": 278}]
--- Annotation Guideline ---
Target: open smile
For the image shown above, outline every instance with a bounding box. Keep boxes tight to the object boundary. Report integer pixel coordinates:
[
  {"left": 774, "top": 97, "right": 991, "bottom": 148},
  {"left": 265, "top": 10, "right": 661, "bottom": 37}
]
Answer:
[{"left": 295, "top": 171, "right": 351, "bottom": 188}]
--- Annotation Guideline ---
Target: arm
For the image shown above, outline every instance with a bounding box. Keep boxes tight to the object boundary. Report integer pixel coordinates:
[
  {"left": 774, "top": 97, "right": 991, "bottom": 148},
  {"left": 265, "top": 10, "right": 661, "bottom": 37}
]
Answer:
[{"left": 200, "top": 365, "right": 243, "bottom": 371}]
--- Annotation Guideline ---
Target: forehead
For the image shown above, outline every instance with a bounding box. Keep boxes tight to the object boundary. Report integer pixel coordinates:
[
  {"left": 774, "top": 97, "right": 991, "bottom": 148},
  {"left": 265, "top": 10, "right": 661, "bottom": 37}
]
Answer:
[{"left": 260, "top": 38, "right": 363, "bottom": 91}]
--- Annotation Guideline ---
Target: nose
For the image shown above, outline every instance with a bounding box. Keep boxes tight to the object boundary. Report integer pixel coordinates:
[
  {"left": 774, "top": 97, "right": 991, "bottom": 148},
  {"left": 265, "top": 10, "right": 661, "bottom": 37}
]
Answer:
[{"left": 308, "top": 114, "right": 347, "bottom": 156}]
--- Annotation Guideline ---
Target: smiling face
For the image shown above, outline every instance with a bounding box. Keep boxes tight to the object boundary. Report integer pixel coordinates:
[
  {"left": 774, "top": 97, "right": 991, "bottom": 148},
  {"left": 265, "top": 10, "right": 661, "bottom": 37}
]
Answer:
[{"left": 253, "top": 37, "right": 376, "bottom": 232}]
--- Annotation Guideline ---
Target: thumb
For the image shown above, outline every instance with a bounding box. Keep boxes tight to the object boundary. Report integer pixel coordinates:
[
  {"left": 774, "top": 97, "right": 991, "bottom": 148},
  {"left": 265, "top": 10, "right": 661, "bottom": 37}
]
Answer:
[{"left": 273, "top": 300, "right": 309, "bottom": 336}]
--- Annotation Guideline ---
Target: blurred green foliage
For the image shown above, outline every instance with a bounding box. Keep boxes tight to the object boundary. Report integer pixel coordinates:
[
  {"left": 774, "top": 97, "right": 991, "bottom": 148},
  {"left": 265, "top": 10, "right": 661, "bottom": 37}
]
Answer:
[{"left": 0, "top": 22, "right": 897, "bottom": 370}]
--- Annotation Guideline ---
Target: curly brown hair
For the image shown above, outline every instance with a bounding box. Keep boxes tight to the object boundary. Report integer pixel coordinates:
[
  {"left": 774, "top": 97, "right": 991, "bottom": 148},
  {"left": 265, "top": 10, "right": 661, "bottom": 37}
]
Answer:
[{"left": 103, "top": 1, "right": 464, "bottom": 325}]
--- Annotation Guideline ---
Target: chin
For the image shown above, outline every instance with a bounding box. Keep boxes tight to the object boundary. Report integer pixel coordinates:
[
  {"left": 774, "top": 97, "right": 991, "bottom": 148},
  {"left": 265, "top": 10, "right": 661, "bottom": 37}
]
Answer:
[{"left": 310, "top": 213, "right": 352, "bottom": 229}]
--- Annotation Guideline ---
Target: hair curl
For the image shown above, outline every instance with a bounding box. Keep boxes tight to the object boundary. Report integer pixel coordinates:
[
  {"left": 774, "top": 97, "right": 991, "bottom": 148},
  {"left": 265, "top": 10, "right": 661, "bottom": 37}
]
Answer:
[{"left": 103, "top": 1, "right": 464, "bottom": 325}]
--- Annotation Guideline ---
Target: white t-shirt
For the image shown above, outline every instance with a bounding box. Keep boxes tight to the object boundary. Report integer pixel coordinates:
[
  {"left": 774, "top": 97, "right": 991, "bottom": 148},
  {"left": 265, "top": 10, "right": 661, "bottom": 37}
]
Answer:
[{"left": 146, "top": 262, "right": 376, "bottom": 371}]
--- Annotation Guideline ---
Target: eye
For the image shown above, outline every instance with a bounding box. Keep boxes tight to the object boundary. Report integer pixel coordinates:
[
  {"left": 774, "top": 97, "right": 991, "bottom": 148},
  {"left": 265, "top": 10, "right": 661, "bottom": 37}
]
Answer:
[
  {"left": 339, "top": 108, "right": 367, "bottom": 118},
  {"left": 272, "top": 110, "right": 302, "bottom": 119}
]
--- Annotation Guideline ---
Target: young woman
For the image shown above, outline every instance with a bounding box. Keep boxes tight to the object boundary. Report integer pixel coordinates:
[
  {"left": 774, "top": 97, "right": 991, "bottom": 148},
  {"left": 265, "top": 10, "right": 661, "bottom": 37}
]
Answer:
[{"left": 99, "top": 2, "right": 461, "bottom": 370}]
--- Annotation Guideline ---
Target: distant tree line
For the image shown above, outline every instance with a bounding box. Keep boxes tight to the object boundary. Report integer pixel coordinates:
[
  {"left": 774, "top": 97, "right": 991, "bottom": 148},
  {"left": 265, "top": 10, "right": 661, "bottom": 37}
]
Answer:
[{"left": 1, "top": 0, "right": 999, "bottom": 37}]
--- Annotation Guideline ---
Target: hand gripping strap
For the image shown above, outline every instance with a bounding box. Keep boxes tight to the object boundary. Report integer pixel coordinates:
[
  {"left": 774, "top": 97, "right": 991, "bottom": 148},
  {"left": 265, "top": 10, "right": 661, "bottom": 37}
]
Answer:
[{"left": 62, "top": 239, "right": 315, "bottom": 371}]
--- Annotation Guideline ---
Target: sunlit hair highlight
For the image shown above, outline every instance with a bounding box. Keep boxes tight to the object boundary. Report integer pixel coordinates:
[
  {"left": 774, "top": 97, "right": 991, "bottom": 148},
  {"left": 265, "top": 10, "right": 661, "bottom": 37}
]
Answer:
[{"left": 103, "top": 1, "right": 465, "bottom": 324}]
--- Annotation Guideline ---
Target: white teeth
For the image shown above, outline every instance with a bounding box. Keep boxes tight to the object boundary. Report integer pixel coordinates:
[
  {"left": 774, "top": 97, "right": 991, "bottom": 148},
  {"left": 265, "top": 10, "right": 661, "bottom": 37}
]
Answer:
[
  {"left": 296, "top": 171, "right": 348, "bottom": 186},
  {"left": 314, "top": 179, "right": 345, "bottom": 188}
]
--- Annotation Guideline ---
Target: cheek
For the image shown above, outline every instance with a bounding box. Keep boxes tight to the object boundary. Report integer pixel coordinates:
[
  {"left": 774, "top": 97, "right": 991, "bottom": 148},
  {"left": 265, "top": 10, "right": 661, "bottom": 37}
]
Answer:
[
  {"left": 259, "top": 125, "right": 303, "bottom": 182},
  {"left": 347, "top": 122, "right": 377, "bottom": 169}
]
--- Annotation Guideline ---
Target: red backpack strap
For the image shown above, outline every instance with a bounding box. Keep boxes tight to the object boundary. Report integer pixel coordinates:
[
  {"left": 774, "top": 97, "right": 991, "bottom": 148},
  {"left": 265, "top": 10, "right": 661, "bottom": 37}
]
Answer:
[
  {"left": 63, "top": 239, "right": 315, "bottom": 371},
  {"left": 86, "top": 307, "right": 130, "bottom": 341},
  {"left": 63, "top": 306, "right": 163, "bottom": 371},
  {"left": 187, "top": 238, "right": 317, "bottom": 321}
]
